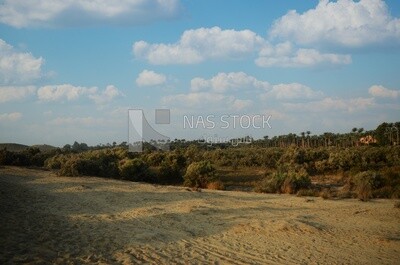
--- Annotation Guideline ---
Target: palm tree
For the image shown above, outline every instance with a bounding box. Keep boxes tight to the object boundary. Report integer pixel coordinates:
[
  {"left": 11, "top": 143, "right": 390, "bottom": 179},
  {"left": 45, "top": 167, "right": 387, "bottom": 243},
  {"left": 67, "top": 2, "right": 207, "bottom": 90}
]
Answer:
[
  {"left": 306, "top": 131, "right": 311, "bottom": 147},
  {"left": 323, "top": 132, "right": 332, "bottom": 147},
  {"left": 263, "top": 135, "right": 269, "bottom": 147},
  {"left": 300, "top": 132, "right": 305, "bottom": 148},
  {"left": 351, "top": 127, "right": 358, "bottom": 146}
]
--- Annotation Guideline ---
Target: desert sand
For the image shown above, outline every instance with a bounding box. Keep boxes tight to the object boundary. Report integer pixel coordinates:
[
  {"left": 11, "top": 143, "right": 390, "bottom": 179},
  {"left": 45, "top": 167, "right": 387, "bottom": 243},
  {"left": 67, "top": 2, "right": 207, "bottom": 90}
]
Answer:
[{"left": 0, "top": 166, "right": 399, "bottom": 264}]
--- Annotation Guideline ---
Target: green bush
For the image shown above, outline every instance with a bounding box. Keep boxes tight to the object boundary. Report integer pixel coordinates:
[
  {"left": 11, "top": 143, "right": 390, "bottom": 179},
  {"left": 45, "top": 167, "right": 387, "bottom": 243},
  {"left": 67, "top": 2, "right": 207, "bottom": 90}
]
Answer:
[
  {"left": 255, "top": 171, "right": 286, "bottom": 193},
  {"left": 119, "top": 158, "right": 151, "bottom": 182},
  {"left": 0, "top": 149, "right": 14, "bottom": 165},
  {"left": 157, "top": 153, "right": 186, "bottom": 184},
  {"left": 281, "top": 168, "right": 311, "bottom": 194},
  {"left": 45, "top": 154, "right": 69, "bottom": 170},
  {"left": 256, "top": 167, "right": 311, "bottom": 194},
  {"left": 352, "top": 171, "right": 382, "bottom": 201},
  {"left": 56, "top": 151, "right": 119, "bottom": 178},
  {"left": 58, "top": 157, "right": 80, "bottom": 176},
  {"left": 183, "top": 161, "right": 216, "bottom": 188}
]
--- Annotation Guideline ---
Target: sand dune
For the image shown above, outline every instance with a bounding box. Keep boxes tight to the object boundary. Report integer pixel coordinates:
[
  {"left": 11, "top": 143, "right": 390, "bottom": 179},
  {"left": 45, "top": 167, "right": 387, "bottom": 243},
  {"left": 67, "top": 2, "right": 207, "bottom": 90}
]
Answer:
[{"left": 0, "top": 166, "right": 399, "bottom": 264}]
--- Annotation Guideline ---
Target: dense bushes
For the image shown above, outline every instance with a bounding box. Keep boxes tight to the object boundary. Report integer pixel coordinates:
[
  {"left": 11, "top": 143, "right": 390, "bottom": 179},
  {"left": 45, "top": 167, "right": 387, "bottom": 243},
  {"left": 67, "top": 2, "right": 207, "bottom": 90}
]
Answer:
[
  {"left": 256, "top": 167, "right": 311, "bottom": 194},
  {"left": 183, "top": 161, "right": 217, "bottom": 188},
  {"left": 119, "top": 158, "right": 152, "bottom": 182},
  {"left": 2, "top": 143, "right": 399, "bottom": 197},
  {"left": 45, "top": 148, "right": 121, "bottom": 178},
  {"left": 350, "top": 171, "right": 381, "bottom": 201},
  {"left": 157, "top": 152, "right": 186, "bottom": 184},
  {"left": 0, "top": 147, "right": 55, "bottom": 167}
]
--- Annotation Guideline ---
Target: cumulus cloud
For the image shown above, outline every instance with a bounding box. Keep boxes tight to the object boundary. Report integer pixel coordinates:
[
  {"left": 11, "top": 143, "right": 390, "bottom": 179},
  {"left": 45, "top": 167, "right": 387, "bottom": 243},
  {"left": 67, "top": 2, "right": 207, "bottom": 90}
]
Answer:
[
  {"left": 369, "top": 85, "right": 399, "bottom": 98},
  {"left": 134, "top": 27, "right": 351, "bottom": 68},
  {"left": 284, "top": 97, "right": 375, "bottom": 112},
  {"left": 136, "top": 70, "right": 166, "bottom": 87},
  {"left": 133, "top": 27, "right": 265, "bottom": 64},
  {"left": 0, "top": 0, "right": 182, "bottom": 28},
  {"left": 162, "top": 73, "right": 268, "bottom": 111},
  {"left": 190, "top": 72, "right": 270, "bottom": 93},
  {"left": 162, "top": 92, "right": 232, "bottom": 108},
  {"left": 256, "top": 42, "right": 351, "bottom": 67},
  {"left": 265, "top": 83, "right": 323, "bottom": 100},
  {"left": 269, "top": 0, "right": 400, "bottom": 48},
  {"left": 37, "top": 84, "right": 121, "bottom": 104},
  {"left": 232, "top": 99, "right": 253, "bottom": 110},
  {"left": 0, "top": 39, "right": 43, "bottom": 84},
  {"left": 88, "top": 85, "right": 122, "bottom": 104},
  {"left": 0, "top": 112, "right": 22, "bottom": 121},
  {"left": 0, "top": 86, "right": 36, "bottom": 103},
  {"left": 263, "top": 109, "right": 286, "bottom": 120},
  {"left": 37, "top": 84, "right": 96, "bottom": 101}
]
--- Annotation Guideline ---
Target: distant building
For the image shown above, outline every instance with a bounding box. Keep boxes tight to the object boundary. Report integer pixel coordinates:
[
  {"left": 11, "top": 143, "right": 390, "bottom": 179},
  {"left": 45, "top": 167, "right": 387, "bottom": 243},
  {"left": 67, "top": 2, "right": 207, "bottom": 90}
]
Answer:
[{"left": 359, "top": 135, "right": 377, "bottom": 145}]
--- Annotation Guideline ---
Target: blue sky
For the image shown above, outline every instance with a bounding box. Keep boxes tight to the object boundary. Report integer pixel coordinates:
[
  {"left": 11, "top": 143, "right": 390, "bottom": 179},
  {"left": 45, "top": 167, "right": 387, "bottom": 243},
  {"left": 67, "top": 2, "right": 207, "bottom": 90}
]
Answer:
[{"left": 0, "top": 0, "right": 400, "bottom": 146}]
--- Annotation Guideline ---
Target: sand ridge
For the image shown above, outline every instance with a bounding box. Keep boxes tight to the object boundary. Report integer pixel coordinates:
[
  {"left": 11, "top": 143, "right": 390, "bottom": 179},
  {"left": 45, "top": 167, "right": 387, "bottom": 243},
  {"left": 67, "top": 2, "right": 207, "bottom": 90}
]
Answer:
[{"left": 0, "top": 166, "right": 399, "bottom": 264}]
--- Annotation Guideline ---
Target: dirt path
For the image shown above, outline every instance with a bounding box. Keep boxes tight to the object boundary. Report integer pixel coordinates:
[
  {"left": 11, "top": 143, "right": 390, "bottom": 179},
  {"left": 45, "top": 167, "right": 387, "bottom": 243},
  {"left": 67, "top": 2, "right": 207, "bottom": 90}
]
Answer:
[{"left": 0, "top": 167, "right": 399, "bottom": 264}]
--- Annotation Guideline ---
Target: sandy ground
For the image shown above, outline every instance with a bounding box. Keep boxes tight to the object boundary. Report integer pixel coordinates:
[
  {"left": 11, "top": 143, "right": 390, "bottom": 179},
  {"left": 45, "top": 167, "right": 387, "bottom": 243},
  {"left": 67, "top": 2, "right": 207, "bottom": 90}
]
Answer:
[{"left": 0, "top": 166, "right": 399, "bottom": 265}]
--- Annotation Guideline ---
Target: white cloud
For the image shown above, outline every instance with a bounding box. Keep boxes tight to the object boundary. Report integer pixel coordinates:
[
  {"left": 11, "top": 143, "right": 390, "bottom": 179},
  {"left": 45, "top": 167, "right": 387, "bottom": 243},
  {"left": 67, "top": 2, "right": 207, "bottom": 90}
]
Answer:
[
  {"left": 136, "top": 70, "right": 166, "bottom": 87},
  {"left": 269, "top": 0, "right": 400, "bottom": 48},
  {"left": 232, "top": 99, "right": 252, "bottom": 110},
  {"left": 133, "top": 26, "right": 351, "bottom": 67},
  {"left": 162, "top": 90, "right": 254, "bottom": 112},
  {"left": 284, "top": 97, "right": 375, "bottom": 112},
  {"left": 37, "top": 84, "right": 121, "bottom": 104},
  {"left": 0, "top": 86, "right": 36, "bottom": 103},
  {"left": 133, "top": 27, "right": 265, "bottom": 64},
  {"left": 88, "top": 85, "right": 122, "bottom": 104},
  {"left": 369, "top": 85, "right": 399, "bottom": 98},
  {"left": 162, "top": 92, "right": 232, "bottom": 108},
  {"left": 191, "top": 72, "right": 270, "bottom": 93},
  {"left": 263, "top": 109, "right": 286, "bottom": 120},
  {"left": 0, "top": 112, "right": 22, "bottom": 121},
  {"left": 0, "top": 39, "right": 43, "bottom": 84},
  {"left": 0, "top": 0, "right": 182, "bottom": 28},
  {"left": 37, "top": 84, "right": 96, "bottom": 101},
  {"left": 256, "top": 45, "right": 351, "bottom": 68},
  {"left": 265, "top": 83, "right": 323, "bottom": 100}
]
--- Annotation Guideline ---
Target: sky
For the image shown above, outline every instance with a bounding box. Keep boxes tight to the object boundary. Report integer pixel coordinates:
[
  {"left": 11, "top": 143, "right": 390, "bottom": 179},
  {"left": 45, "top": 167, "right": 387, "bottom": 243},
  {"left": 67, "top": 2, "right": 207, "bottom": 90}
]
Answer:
[{"left": 0, "top": 0, "right": 400, "bottom": 147}]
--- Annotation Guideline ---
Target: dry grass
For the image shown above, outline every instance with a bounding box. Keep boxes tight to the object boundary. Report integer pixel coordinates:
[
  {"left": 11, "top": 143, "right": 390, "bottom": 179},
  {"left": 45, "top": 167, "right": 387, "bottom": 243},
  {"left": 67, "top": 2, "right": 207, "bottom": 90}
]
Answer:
[
  {"left": 217, "top": 167, "right": 265, "bottom": 189},
  {"left": 296, "top": 189, "right": 317, "bottom": 197},
  {"left": 319, "top": 189, "right": 331, "bottom": 200},
  {"left": 207, "top": 181, "right": 225, "bottom": 190}
]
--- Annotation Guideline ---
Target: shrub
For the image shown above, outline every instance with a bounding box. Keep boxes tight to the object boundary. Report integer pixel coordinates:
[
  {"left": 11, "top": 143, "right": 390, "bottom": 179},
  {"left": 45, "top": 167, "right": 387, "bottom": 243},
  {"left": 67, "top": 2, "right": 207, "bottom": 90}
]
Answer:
[
  {"left": 319, "top": 189, "right": 331, "bottom": 199},
  {"left": 183, "top": 161, "right": 216, "bottom": 188},
  {"left": 119, "top": 158, "right": 151, "bottom": 182},
  {"left": 255, "top": 167, "right": 311, "bottom": 194},
  {"left": 352, "top": 171, "right": 382, "bottom": 201},
  {"left": 255, "top": 171, "right": 285, "bottom": 193},
  {"left": 45, "top": 154, "right": 68, "bottom": 170},
  {"left": 207, "top": 181, "right": 225, "bottom": 190},
  {"left": 0, "top": 149, "right": 14, "bottom": 165},
  {"left": 58, "top": 157, "right": 80, "bottom": 176},
  {"left": 281, "top": 168, "right": 311, "bottom": 194},
  {"left": 157, "top": 153, "right": 186, "bottom": 184}
]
